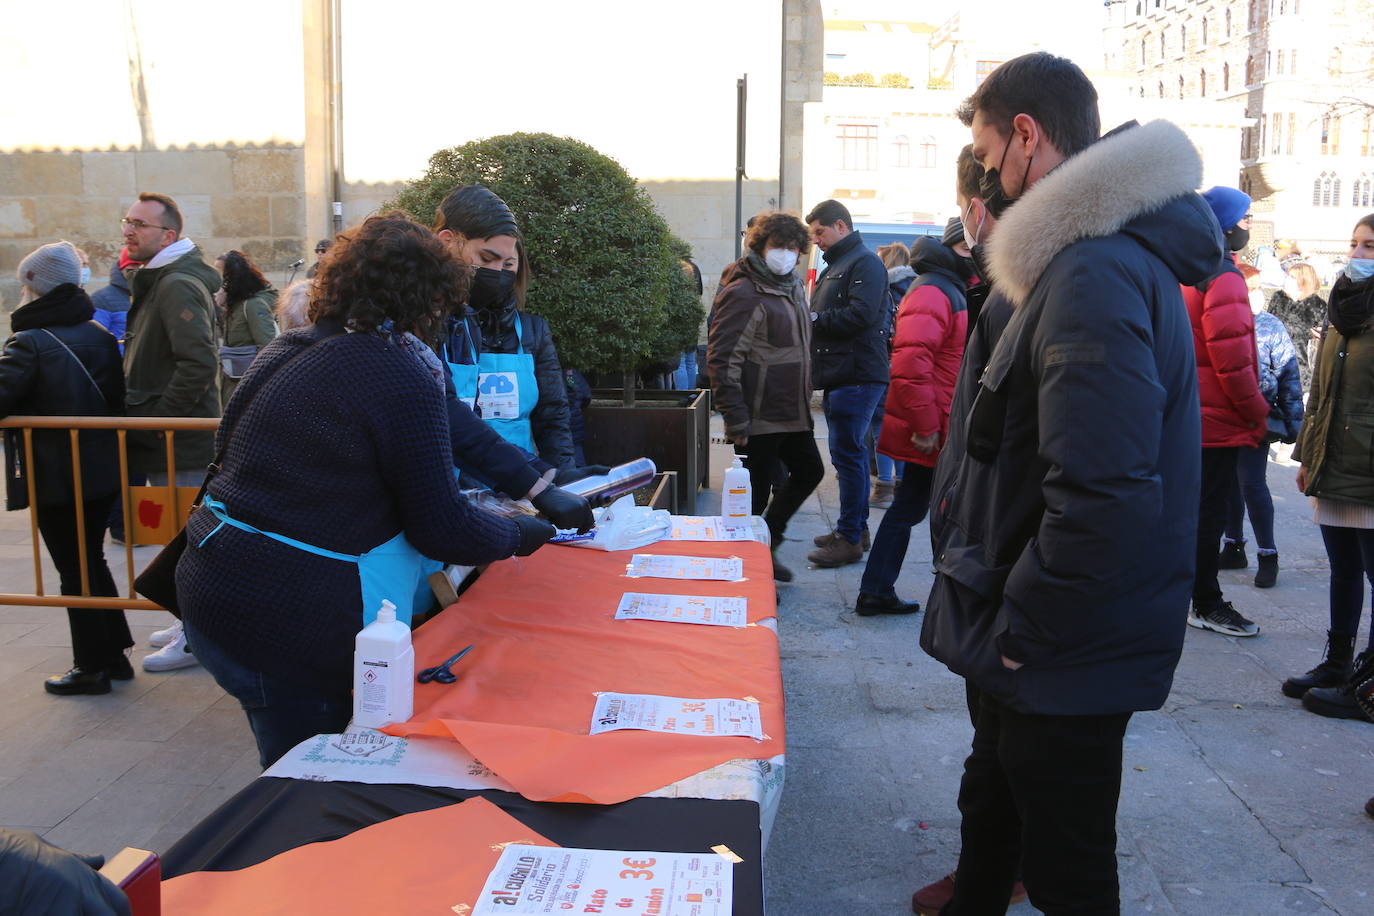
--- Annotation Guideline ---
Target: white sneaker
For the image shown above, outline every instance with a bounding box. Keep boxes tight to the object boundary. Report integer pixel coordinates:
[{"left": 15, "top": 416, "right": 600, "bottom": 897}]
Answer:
[
  {"left": 142, "top": 629, "right": 200, "bottom": 672},
  {"left": 149, "top": 619, "right": 182, "bottom": 649}
]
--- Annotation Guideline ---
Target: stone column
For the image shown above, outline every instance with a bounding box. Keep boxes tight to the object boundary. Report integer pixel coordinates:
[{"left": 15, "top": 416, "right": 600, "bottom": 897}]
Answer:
[{"left": 781, "top": 0, "right": 824, "bottom": 213}]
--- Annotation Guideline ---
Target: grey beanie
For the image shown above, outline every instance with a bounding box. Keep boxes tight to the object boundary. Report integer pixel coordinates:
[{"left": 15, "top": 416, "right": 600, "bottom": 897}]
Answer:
[
  {"left": 18, "top": 241, "right": 81, "bottom": 296},
  {"left": 942, "top": 217, "right": 965, "bottom": 249}
]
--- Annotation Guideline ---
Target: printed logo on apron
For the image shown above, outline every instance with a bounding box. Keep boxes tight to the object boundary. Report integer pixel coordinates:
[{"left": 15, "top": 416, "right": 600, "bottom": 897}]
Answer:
[{"left": 477, "top": 372, "right": 521, "bottom": 418}]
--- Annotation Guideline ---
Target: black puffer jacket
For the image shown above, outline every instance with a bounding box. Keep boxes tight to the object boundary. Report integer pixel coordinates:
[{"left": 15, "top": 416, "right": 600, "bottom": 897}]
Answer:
[
  {"left": 809, "top": 230, "right": 890, "bottom": 390},
  {"left": 466, "top": 300, "right": 575, "bottom": 470},
  {"left": 0, "top": 285, "right": 125, "bottom": 508}
]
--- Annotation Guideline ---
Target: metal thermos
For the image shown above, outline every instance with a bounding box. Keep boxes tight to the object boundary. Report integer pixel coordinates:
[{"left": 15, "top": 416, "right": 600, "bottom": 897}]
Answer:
[{"left": 562, "top": 458, "right": 657, "bottom": 506}]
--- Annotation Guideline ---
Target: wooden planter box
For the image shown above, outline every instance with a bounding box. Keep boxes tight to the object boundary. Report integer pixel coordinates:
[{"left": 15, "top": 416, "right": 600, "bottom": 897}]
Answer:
[{"left": 583, "top": 389, "right": 709, "bottom": 514}]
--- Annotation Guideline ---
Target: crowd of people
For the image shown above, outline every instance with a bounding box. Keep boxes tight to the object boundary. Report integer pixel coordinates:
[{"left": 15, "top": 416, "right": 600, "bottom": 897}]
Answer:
[
  {"left": 705, "top": 51, "right": 1374, "bottom": 915},
  {"left": 6, "top": 46, "right": 1374, "bottom": 915}
]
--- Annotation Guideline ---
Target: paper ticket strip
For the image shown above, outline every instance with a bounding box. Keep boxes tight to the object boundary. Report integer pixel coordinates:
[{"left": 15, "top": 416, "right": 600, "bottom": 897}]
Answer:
[
  {"left": 471, "top": 844, "right": 732, "bottom": 916},
  {"left": 624, "top": 555, "right": 744, "bottom": 581},
  {"left": 590, "top": 693, "right": 764, "bottom": 740},
  {"left": 615, "top": 593, "right": 748, "bottom": 628},
  {"left": 668, "top": 516, "right": 757, "bottom": 542}
]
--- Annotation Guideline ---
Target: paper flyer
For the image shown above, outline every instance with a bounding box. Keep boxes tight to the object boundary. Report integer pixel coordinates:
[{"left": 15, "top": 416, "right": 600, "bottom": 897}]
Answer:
[
  {"left": 668, "top": 516, "right": 756, "bottom": 542},
  {"left": 471, "top": 844, "right": 732, "bottom": 916},
  {"left": 590, "top": 693, "right": 764, "bottom": 740},
  {"left": 624, "top": 554, "right": 744, "bottom": 581},
  {"left": 615, "top": 592, "right": 748, "bottom": 628}
]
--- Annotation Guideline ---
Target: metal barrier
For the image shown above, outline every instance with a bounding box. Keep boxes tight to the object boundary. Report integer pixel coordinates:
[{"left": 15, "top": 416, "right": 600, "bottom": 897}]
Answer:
[{"left": 0, "top": 416, "right": 220, "bottom": 610}]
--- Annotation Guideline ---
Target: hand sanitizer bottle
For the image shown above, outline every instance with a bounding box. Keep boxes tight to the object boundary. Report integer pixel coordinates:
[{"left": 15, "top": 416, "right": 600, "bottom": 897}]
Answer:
[
  {"left": 353, "top": 599, "right": 414, "bottom": 729},
  {"left": 721, "top": 455, "right": 752, "bottom": 528}
]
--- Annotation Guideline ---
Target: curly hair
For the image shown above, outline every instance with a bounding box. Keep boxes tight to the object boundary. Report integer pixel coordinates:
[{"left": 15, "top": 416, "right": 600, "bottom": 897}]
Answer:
[
  {"left": 744, "top": 211, "right": 811, "bottom": 256},
  {"left": 217, "top": 250, "right": 269, "bottom": 304},
  {"left": 309, "top": 212, "right": 469, "bottom": 340}
]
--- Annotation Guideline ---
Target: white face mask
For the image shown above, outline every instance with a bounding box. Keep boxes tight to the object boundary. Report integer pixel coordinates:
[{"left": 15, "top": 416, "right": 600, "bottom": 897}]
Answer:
[
  {"left": 961, "top": 200, "right": 988, "bottom": 248},
  {"left": 79, "top": 267, "right": 90, "bottom": 286},
  {"left": 764, "top": 248, "right": 799, "bottom": 276}
]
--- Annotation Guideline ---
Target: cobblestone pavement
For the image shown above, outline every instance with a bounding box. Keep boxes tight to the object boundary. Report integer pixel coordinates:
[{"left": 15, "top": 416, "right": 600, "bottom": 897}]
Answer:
[{"left": 0, "top": 426, "right": 1371, "bottom": 915}]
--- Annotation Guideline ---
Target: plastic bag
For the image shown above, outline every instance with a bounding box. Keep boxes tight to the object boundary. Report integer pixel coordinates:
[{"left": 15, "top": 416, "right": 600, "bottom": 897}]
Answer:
[{"left": 564, "top": 494, "right": 671, "bottom": 551}]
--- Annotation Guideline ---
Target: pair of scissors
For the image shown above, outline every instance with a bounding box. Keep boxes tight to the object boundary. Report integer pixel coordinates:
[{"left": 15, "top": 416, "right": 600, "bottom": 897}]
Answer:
[{"left": 417, "top": 645, "right": 475, "bottom": 684}]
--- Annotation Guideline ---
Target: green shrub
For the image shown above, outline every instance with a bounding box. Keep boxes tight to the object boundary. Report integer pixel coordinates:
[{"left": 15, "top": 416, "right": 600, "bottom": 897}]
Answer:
[
  {"left": 386, "top": 132, "right": 675, "bottom": 377},
  {"left": 647, "top": 235, "right": 706, "bottom": 365}
]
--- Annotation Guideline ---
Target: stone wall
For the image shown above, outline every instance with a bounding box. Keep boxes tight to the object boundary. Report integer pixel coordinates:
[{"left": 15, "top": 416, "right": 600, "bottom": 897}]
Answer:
[{"left": 0, "top": 145, "right": 307, "bottom": 335}]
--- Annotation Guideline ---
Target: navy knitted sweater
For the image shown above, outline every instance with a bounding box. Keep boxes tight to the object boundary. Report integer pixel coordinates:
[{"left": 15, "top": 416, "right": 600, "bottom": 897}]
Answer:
[{"left": 176, "top": 319, "right": 520, "bottom": 688}]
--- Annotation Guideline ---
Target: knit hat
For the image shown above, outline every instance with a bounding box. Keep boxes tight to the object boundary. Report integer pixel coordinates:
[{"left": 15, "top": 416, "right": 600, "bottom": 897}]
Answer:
[
  {"left": 942, "top": 216, "right": 965, "bottom": 249},
  {"left": 17, "top": 241, "right": 81, "bottom": 296},
  {"left": 1200, "top": 186, "right": 1251, "bottom": 233}
]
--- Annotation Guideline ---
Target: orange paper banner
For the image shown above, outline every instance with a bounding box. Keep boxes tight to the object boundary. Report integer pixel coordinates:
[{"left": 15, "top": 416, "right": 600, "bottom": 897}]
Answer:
[
  {"left": 382, "top": 539, "right": 783, "bottom": 804},
  {"left": 161, "top": 796, "right": 557, "bottom": 914}
]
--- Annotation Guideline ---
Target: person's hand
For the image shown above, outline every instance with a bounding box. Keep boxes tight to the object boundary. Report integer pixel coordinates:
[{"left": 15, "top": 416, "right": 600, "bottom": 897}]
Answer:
[
  {"left": 1001, "top": 655, "right": 1023, "bottom": 671},
  {"left": 911, "top": 431, "right": 941, "bottom": 453},
  {"left": 530, "top": 485, "right": 595, "bottom": 533},
  {"left": 512, "top": 514, "right": 557, "bottom": 556},
  {"left": 1297, "top": 465, "right": 1308, "bottom": 493},
  {"left": 553, "top": 465, "right": 611, "bottom": 486}
]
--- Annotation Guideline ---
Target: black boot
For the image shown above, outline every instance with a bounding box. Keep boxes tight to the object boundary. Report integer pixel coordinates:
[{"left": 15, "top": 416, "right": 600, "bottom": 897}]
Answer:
[
  {"left": 855, "top": 592, "right": 921, "bottom": 616},
  {"left": 1218, "top": 540, "right": 1248, "bottom": 569},
  {"left": 44, "top": 667, "right": 112, "bottom": 696},
  {"left": 771, "top": 544, "right": 794, "bottom": 583},
  {"left": 1254, "top": 553, "right": 1278, "bottom": 589},
  {"left": 1283, "top": 632, "right": 1357, "bottom": 698}
]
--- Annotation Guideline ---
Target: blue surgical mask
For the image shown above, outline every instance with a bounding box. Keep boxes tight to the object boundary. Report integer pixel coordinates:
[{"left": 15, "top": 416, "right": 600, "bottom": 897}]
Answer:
[
  {"left": 1346, "top": 257, "right": 1374, "bottom": 282},
  {"left": 79, "top": 267, "right": 90, "bottom": 286}
]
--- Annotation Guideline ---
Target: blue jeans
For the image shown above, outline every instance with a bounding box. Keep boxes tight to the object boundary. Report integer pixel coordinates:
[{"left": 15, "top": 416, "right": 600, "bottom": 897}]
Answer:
[
  {"left": 1224, "top": 443, "right": 1275, "bottom": 551},
  {"left": 860, "top": 462, "right": 934, "bottom": 598},
  {"left": 183, "top": 619, "right": 353, "bottom": 769},
  {"left": 823, "top": 383, "right": 887, "bottom": 543},
  {"left": 672, "top": 350, "right": 698, "bottom": 389},
  {"left": 868, "top": 389, "right": 898, "bottom": 483}
]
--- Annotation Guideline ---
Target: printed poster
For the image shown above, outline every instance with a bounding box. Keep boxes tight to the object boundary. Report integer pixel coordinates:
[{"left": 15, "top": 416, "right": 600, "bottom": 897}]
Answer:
[
  {"left": 615, "top": 593, "right": 748, "bottom": 628},
  {"left": 624, "top": 554, "right": 743, "bottom": 581},
  {"left": 472, "top": 843, "right": 732, "bottom": 916},
  {"left": 590, "top": 693, "right": 764, "bottom": 740}
]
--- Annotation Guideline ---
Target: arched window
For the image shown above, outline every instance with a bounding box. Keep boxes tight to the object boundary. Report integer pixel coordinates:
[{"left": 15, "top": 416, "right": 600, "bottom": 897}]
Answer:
[
  {"left": 1140, "top": 37, "right": 1147, "bottom": 66},
  {"left": 1160, "top": 30, "right": 1167, "bottom": 58},
  {"left": 1181, "top": 24, "right": 1188, "bottom": 53},
  {"left": 1158, "top": 80, "right": 1165, "bottom": 97},
  {"left": 1277, "top": 50, "right": 1285, "bottom": 74},
  {"left": 920, "top": 136, "right": 937, "bottom": 168},
  {"left": 1178, "top": 75, "right": 1186, "bottom": 98},
  {"left": 1201, "top": 69, "right": 1207, "bottom": 96},
  {"left": 1354, "top": 174, "right": 1374, "bottom": 208},
  {"left": 1314, "top": 171, "right": 1340, "bottom": 207},
  {"left": 892, "top": 135, "right": 911, "bottom": 168},
  {"left": 1225, "top": 9, "right": 1232, "bottom": 36},
  {"left": 1136, "top": 0, "right": 1142, "bottom": 13},
  {"left": 1202, "top": 18, "right": 1209, "bottom": 44},
  {"left": 1223, "top": 62, "right": 1230, "bottom": 91}
]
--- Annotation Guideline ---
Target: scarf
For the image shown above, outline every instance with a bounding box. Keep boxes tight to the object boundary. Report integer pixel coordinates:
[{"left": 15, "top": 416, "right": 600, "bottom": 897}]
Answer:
[
  {"left": 376, "top": 320, "right": 446, "bottom": 395},
  {"left": 743, "top": 252, "right": 806, "bottom": 310},
  {"left": 1327, "top": 275, "right": 1374, "bottom": 338},
  {"left": 143, "top": 237, "right": 196, "bottom": 270},
  {"left": 10, "top": 284, "right": 96, "bottom": 332}
]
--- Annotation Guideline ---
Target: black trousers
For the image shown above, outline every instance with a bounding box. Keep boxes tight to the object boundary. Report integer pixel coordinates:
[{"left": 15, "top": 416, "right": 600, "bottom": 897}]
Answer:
[
  {"left": 34, "top": 496, "right": 132, "bottom": 670},
  {"left": 947, "top": 690, "right": 1131, "bottom": 916},
  {"left": 735, "top": 431, "right": 824, "bottom": 539},
  {"left": 1193, "top": 446, "right": 1239, "bottom": 610}
]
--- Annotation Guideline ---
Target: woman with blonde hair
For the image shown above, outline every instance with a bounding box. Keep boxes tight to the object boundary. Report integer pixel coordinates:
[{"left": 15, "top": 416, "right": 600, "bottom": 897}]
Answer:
[{"left": 1268, "top": 261, "right": 1326, "bottom": 391}]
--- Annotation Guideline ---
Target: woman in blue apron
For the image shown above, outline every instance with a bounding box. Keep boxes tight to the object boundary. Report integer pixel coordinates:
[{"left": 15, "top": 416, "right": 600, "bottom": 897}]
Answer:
[
  {"left": 174, "top": 214, "right": 559, "bottom": 769},
  {"left": 433, "top": 186, "right": 578, "bottom": 472}
]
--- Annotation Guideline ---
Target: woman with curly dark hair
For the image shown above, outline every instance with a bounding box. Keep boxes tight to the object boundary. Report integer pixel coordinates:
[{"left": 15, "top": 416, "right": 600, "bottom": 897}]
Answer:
[
  {"left": 707, "top": 210, "right": 823, "bottom": 582},
  {"left": 174, "top": 213, "right": 557, "bottom": 768},
  {"left": 213, "top": 250, "right": 278, "bottom": 401}
]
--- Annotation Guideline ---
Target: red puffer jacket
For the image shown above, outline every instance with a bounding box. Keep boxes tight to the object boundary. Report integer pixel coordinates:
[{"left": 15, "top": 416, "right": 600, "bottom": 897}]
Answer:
[
  {"left": 877, "top": 245, "right": 968, "bottom": 468},
  {"left": 1182, "top": 258, "right": 1268, "bottom": 447}
]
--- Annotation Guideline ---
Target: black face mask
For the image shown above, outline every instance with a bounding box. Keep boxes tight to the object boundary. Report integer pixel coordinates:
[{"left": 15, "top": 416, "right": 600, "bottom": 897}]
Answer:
[
  {"left": 1225, "top": 226, "right": 1250, "bottom": 253},
  {"left": 470, "top": 267, "right": 516, "bottom": 309},
  {"left": 978, "top": 131, "right": 1033, "bottom": 220}
]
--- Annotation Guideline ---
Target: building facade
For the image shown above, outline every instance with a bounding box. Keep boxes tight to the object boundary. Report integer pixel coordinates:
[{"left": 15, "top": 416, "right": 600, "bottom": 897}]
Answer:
[{"left": 1113, "top": 0, "right": 1374, "bottom": 264}]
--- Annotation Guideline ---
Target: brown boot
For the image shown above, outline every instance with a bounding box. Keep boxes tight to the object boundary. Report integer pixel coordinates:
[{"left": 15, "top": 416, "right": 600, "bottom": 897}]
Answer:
[
  {"left": 807, "top": 535, "right": 863, "bottom": 568},
  {"left": 813, "top": 529, "right": 871, "bottom": 550},
  {"left": 870, "top": 480, "right": 895, "bottom": 509}
]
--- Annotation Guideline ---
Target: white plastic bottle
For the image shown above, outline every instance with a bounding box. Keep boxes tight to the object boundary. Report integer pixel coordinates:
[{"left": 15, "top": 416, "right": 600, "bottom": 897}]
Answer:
[
  {"left": 352, "top": 599, "right": 414, "bottom": 729},
  {"left": 721, "top": 455, "right": 752, "bottom": 527}
]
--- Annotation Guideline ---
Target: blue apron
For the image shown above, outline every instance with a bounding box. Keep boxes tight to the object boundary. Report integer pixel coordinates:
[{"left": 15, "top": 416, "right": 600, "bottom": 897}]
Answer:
[
  {"left": 442, "top": 323, "right": 481, "bottom": 413},
  {"left": 199, "top": 496, "right": 430, "bottom": 627},
  {"left": 471, "top": 315, "right": 538, "bottom": 454}
]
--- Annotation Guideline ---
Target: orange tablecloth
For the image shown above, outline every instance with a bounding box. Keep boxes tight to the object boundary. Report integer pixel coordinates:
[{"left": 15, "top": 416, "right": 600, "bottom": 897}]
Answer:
[
  {"left": 382, "top": 539, "right": 783, "bottom": 804},
  {"left": 161, "top": 797, "right": 556, "bottom": 914}
]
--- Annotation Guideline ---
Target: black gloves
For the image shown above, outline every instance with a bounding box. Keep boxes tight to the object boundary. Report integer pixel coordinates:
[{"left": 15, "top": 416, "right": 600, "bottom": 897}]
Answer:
[
  {"left": 531, "top": 485, "right": 596, "bottom": 533},
  {"left": 512, "top": 513, "right": 558, "bottom": 556},
  {"left": 554, "top": 465, "right": 612, "bottom": 486},
  {"left": 0, "top": 828, "right": 131, "bottom": 916}
]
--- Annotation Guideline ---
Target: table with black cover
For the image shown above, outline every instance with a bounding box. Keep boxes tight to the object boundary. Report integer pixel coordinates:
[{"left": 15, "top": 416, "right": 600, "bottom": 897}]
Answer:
[{"left": 162, "top": 778, "right": 764, "bottom": 914}]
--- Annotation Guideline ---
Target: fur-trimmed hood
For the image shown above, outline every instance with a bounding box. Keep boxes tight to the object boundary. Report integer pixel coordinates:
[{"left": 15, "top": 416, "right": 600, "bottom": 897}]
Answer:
[{"left": 987, "top": 120, "right": 1220, "bottom": 306}]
